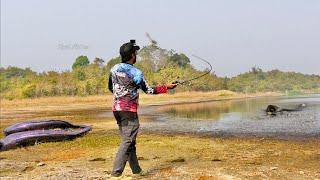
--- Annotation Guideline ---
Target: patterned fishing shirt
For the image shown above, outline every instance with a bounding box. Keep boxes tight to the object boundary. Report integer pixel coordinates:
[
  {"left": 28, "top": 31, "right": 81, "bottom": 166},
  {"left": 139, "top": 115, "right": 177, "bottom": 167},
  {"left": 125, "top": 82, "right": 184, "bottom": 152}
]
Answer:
[{"left": 108, "top": 63, "right": 168, "bottom": 112}]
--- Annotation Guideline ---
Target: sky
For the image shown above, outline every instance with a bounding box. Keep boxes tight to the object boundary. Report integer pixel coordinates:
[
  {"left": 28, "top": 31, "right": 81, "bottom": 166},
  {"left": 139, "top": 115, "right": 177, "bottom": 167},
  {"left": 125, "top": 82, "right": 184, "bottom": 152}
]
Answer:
[{"left": 1, "top": 0, "right": 319, "bottom": 77}]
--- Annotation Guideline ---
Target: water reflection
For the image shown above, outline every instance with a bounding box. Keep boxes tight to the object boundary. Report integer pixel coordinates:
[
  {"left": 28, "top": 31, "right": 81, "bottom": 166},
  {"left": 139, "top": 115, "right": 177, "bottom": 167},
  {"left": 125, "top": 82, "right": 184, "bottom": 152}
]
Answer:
[
  {"left": 144, "top": 96, "right": 320, "bottom": 138},
  {"left": 158, "top": 101, "right": 231, "bottom": 120},
  {"left": 157, "top": 97, "right": 277, "bottom": 120}
]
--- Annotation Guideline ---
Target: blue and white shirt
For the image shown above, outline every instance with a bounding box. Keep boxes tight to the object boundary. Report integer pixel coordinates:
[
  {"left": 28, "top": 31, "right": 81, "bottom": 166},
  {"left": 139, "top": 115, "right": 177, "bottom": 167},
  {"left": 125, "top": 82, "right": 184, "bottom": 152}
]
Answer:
[{"left": 108, "top": 63, "right": 168, "bottom": 112}]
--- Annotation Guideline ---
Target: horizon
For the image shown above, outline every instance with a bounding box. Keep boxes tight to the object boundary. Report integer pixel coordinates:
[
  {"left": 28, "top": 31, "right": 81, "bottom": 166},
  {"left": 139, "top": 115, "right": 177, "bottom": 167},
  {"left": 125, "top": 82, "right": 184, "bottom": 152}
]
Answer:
[
  {"left": 1, "top": 57, "right": 319, "bottom": 78},
  {"left": 1, "top": 0, "right": 320, "bottom": 77}
]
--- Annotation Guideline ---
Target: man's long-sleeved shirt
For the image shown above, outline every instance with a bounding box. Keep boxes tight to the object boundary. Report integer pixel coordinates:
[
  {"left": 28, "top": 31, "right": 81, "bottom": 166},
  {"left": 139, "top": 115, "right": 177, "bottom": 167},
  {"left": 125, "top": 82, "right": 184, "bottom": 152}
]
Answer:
[{"left": 108, "top": 63, "right": 168, "bottom": 112}]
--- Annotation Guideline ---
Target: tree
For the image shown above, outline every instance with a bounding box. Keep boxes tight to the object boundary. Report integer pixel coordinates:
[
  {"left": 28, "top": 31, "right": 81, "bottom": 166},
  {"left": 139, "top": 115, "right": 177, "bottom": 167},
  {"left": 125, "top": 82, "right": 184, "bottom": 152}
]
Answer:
[
  {"left": 72, "top": 56, "right": 90, "bottom": 70},
  {"left": 168, "top": 53, "right": 190, "bottom": 68},
  {"left": 93, "top": 57, "right": 105, "bottom": 67}
]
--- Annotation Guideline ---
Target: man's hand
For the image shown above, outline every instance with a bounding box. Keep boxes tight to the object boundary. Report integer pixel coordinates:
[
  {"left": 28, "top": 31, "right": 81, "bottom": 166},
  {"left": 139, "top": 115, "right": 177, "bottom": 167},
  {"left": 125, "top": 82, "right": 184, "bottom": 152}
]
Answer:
[{"left": 166, "top": 82, "right": 178, "bottom": 89}]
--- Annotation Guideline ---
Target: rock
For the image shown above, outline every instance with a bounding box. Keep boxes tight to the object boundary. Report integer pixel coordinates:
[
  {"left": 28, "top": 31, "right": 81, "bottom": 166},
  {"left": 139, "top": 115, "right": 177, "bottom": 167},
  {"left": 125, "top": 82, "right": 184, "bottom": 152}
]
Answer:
[
  {"left": 212, "top": 158, "right": 222, "bottom": 162},
  {"left": 199, "top": 176, "right": 214, "bottom": 180},
  {"left": 103, "top": 170, "right": 111, "bottom": 174},
  {"left": 261, "top": 173, "right": 268, "bottom": 178},
  {"left": 137, "top": 156, "right": 149, "bottom": 160},
  {"left": 152, "top": 156, "right": 160, "bottom": 159},
  {"left": 37, "top": 162, "right": 46, "bottom": 167},
  {"left": 71, "top": 169, "right": 80, "bottom": 173},
  {"left": 88, "top": 176, "right": 103, "bottom": 180},
  {"left": 89, "top": 158, "right": 106, "bottom": 162},
  {"left": 170, "top": 157, "right": 185, "bottom": 163},
  {"left": 299, "top": 171, "right": 304, "bottom": 175},
  {"left": 22, "top": 166, "right": 35, "bottom": 172},
  {"left": 270, "top": 167, "right": 278, "bottom": 170}
]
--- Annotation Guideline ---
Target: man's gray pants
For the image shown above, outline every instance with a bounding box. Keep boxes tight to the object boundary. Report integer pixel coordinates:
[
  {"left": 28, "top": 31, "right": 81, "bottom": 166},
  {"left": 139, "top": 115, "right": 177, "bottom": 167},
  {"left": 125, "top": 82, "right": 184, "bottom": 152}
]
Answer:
[{"left": 112, "top": 111, "right": 141, "bottom": 176}]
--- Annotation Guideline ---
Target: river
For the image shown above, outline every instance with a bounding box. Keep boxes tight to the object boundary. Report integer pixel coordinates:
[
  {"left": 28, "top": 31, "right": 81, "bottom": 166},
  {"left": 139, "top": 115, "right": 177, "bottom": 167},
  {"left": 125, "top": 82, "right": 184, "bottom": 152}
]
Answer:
[{"left": 140, "top": 95, "right": 320, "bottom": 139}]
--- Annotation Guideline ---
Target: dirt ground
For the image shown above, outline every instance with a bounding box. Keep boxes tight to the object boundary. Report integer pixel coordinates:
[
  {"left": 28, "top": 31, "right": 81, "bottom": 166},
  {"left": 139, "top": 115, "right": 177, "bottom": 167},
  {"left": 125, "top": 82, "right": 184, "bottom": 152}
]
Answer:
[{"left": 0, "top": 93, "right": 319, "bottom": 179}]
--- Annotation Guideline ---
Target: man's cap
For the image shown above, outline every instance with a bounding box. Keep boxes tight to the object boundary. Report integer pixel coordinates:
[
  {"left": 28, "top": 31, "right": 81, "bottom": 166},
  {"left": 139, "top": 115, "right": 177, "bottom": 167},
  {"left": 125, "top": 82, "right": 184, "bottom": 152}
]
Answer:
[{"left": 120, "top": 40, "right": 140, "bottom": 57}]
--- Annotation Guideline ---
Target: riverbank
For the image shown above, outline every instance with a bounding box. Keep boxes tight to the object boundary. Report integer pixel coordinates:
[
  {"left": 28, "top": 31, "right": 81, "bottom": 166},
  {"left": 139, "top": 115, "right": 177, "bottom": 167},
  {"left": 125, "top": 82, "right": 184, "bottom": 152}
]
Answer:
[
  {"left": 1, "top": 91, "right": 319, "bottom": 179},
  {"left": 0, "top": 90, "right": 280, "bottom": 110}
]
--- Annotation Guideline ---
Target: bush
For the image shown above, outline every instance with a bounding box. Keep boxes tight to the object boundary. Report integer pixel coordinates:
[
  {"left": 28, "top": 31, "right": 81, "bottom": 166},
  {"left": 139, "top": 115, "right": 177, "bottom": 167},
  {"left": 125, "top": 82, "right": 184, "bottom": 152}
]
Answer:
[{"left": 22, "top": 84, "right": 37, "bottom": 98}]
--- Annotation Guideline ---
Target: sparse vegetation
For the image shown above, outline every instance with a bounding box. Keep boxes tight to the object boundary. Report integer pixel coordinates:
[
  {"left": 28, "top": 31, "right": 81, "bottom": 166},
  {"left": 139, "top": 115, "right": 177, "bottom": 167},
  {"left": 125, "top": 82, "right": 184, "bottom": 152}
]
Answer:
[{"left": 1, "top": 45, "right": 319, "bottom": 100}]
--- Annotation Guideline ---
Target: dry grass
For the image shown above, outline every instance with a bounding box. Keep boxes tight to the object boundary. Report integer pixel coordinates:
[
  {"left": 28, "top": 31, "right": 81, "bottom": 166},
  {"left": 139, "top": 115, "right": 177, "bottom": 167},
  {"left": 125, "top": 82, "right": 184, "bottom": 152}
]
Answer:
[
  {"left": 2, "top": 90, "right": 318, "bottom": 179},
  {"left": 0, "top": 95, "right": 113, "bottom": 110},
  {"left": 1, "top": 130, "right": 319, "bottom": 179}
]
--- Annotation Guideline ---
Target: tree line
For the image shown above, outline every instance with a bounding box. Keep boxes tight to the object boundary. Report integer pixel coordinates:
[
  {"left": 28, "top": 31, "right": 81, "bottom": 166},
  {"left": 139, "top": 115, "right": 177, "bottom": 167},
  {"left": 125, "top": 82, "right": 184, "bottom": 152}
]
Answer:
[{"left": 1, "top": 45, "right": 319, "bottom": 99}]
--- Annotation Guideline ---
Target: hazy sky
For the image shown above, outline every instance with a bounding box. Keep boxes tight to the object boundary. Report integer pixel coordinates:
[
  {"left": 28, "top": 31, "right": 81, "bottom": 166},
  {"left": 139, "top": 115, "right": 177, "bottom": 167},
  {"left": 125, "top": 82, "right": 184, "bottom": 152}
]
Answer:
[{"left": 1, "top": 0, "right": 319, "bottom": 77}]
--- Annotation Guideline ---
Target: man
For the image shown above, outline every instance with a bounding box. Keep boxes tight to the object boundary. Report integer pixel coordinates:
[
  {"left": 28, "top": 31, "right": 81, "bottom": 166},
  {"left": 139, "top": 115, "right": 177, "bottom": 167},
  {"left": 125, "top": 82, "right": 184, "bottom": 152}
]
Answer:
[{"left": 108, "top": 40, "right": 177, "bottom": 177}]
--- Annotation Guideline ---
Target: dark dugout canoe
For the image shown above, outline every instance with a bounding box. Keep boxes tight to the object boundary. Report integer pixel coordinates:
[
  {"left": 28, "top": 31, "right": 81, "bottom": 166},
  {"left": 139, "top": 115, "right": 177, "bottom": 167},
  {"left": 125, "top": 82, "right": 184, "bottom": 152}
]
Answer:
[
  {"left": 0, "top": 126, "right": 91, "bottom": 151},
  {"left": 4, "top": 120, "right": 80, "bottom": 136},
  {"left": 0, "top": 120, "right": 91, "bottom": 151}
]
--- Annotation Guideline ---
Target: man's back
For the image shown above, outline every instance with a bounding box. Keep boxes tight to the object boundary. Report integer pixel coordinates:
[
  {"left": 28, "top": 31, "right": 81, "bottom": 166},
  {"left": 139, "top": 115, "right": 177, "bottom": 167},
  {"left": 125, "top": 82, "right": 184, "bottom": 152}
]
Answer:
[{"left": 109, "top": 63, "right": 143, "bottom": 112}]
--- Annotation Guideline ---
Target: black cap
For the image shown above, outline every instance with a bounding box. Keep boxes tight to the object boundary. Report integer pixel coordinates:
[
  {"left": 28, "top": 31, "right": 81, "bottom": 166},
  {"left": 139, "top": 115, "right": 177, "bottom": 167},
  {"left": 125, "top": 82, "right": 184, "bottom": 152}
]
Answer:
[{"left": 120, "top": 40, "right": 140, "bottom": 58}]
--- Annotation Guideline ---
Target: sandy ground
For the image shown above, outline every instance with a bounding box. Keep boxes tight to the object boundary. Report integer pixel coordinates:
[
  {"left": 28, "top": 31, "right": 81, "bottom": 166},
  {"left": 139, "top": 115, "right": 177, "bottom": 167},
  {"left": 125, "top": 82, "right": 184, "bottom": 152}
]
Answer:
[{"left": 0, "top": 92, "right": 319, "bottom": 179}]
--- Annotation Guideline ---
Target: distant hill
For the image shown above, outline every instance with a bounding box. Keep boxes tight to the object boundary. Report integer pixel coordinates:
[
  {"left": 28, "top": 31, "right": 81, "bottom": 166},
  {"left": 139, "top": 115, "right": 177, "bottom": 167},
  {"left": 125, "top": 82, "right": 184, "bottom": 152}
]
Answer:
[{"left": 227, "top": 67, "right": 320, "bottom": 93}]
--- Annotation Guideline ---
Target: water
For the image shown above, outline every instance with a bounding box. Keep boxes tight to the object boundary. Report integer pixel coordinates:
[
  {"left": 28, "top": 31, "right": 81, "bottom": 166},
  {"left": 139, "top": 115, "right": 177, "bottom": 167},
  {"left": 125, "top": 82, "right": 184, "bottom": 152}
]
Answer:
[{"left": 141, "top": 95, "right": 320, "bottom": 139}]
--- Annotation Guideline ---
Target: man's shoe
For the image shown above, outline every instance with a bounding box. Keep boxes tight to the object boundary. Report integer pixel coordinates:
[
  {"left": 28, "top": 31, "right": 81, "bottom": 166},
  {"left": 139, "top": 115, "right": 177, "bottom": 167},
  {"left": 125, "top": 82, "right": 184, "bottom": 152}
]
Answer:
[
  {"left": 110, "top": 173, "right": 122, "bottom": 178},
  {"left": 133, "top": 170, "right": 148, "bottom": 176}
]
